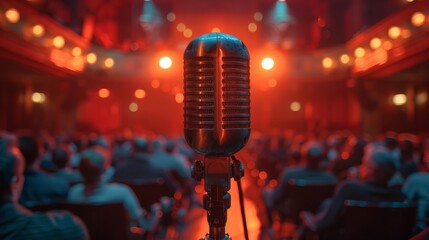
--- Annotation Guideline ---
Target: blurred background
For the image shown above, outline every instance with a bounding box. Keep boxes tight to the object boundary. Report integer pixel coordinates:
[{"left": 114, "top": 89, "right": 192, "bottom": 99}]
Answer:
[{"left": 1, "top": 0, "right": 428, "bottom": 137}]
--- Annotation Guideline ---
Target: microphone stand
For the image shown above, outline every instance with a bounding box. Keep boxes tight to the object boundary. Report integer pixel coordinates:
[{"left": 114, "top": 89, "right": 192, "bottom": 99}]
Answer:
[{"left": 192, "top": 156, "right": 244, "bottom": 240}]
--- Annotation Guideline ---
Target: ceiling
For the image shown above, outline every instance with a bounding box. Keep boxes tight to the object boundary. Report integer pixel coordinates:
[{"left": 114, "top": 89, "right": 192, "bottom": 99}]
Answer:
[{"left": 20, "top": 0, "right": 409, "bottom": 52}]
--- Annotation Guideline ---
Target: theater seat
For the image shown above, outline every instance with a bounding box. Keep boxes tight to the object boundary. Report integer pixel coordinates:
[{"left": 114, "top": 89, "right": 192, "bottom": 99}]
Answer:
[
  {"left": 276, "top": 180, "right": 336, "bottom": 224},
  {"left": 115, "top": 179, "right": 178, "bottom": 236},
  {"left": 30, "top": 202, "right": 131, "bottom": 240},
  {"left": 343, "top": 200, "right": 416, "bottom": 240}
]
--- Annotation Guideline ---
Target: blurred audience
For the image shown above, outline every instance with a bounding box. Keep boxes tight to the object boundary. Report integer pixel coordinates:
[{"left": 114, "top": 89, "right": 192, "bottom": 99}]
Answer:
[
  {"left": 68, "top": 148, "right": 157, "bottom": 230},
  {"left": 149, "top": 139, "right": 191, "bottom": 179},
  {"left": 114, "top": 137, "right": 176, "bottom": 191},
  {"left": 18, "top": 132, "right": 69, "bottom": 206},
  {"left": 0, "top": 133, "right": 88, "bottom": 240},
  {"left": 403, "top": 171, "right": 429, "bottom": 231},
  {"left": 300, "top": 148, "right": 405, "bottom": 237},
  {"left": 264, "top": 141, "right": 336, "bottom": 217}
]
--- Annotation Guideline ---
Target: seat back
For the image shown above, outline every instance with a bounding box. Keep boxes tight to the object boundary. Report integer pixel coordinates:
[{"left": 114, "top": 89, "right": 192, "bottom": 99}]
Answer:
[
  {"left": 30, "top": 202, "right": 129, "bottom": 240},
  {"left": 280, "top": 180, "right": 336, "bottom": 223},
  {"left": 116, "top": 178, "right": 175, "bottom": 211},
  {"left": 343, "top": 200, "right": 416, "bottom": 240}
]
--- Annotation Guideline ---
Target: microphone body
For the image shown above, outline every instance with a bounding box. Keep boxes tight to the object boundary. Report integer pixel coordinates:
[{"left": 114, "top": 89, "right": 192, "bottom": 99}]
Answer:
[
  {"left": 183, "top": 33, "right": 250, "bottom": 240},
  {"left": 184, "top": 32, "right": 251, "bottom": 156}
]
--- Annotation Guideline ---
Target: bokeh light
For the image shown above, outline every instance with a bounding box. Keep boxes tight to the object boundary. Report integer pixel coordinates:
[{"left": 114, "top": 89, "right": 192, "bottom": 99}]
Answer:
[
  {"left": 212, "top": 27, "right": 221, "bottom": 32},
  {"left": 176, "top": 23, "right": 186, "bottom": 32},
  {"left": 86, "top": 53, "right": 97, "bottom": 64},
  {"left": 392, "top": 94, "right": 407, "bottom": 106},
  {"left": 416, "top": 92, "right": 428, "bottom": 105},
  {"left": 370, "top": 38, "right": 382, "bottom": 49},
  {"left": 135, "top": 89, "right": 146, "bottom": 99},
  {"left": 382, "top": 40, "right": 393, "bottom": 50},
  {"left": 5, "top": 8, "right": 20, "bottom": 23},
  {"left": 290, "top": 101, "right": 301, "bottom": 112},
  {"left": 354, "top": 47, "right": 366, "bottom": 58},
  {"left": 254, "top": 12, "right": 263, "bottom": 21},
  {"left": 248, "top": 23, "right": 257, "bottom": 32},
  {"left": 166, "top": 12, "right": 176, "bottom": 22},
  {"left": 104, "top": 58, "right": 114, "bottom": 68},
  {"left": 261, "top": 57, "right": 274, "bottom": 70},
  {"left": 72, "top": 47, "right": 82, "bottom": 57},
  {"left": 31, "top": 92, "right": 46, "bottom": 103},
  {"left": 159, "top": 56, "right": 172, "bottom": 69},
  {"left": 411, "top": 12, "right": 426, "bottom": 27},
  {"left": 175, "top": 93, "right": 184, "bottom": 103},
  {"left": 340, "top": 54, "right": 350, "bottom": 64},
  {"left": 53, "top": 36, "right": 65, "bottom": 48},
  {"left": 268, "top": 78, "right": 277, "bottom": 87},
  {"left": 322, "top": 57, "right": 333, "bottom": 69},
  {"left": 388, "top": 26, "right": 401, "bottom": 39},
  {"left": 129, "top": 102, "right": 138, "bottom": 112},
  {"left": 98, "top": 88, "right": 110, "bottom": 98},
  {"left": 152, "top": 80, "right": 160, "bottom": 89},
  {"left": 32, "top": 24, "right": 45, "bottom": 37},
  {"left": 183, "top": 28, "right": 193, "bottom": 38}
]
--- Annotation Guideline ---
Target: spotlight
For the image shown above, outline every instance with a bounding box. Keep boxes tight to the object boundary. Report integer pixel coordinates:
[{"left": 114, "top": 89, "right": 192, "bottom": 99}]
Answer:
[
  {"left": 261, "top": 57, "right": 274, "bottom": 70},
  {"left": 159, "top": 56, "right": 172, "bottom": 69}
]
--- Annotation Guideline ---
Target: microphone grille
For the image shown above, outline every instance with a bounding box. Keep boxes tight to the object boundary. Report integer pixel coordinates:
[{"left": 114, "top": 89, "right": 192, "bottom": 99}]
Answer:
[
  {"left": 221, "top": 57, "right": 250, "bottom": 129},
  {"left": 184, "top": 56, "right": 215, "bottom": 129}
]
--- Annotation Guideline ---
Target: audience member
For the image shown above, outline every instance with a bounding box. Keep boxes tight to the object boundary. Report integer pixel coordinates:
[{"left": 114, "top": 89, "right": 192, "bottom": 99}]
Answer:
[
  {"left": 399, "top": 135, "right": 419, "bottom": 179},
  {"left": 51, "top": 145, "right": 83, "bottom": 185},
  {"left": 18, "top": 133, "right": 69, "bottom": 206},
  {"left": 0, "top": 137, "right": 88, "bottom": 240},
  {"left": 403, "top": 172, "right": 429, "bottom": 231},
  {"left": 301, "top": 148, "right": 406, "bottom": 236},
  {"left": 149, "top": 138, "right": 191, "bottom": 181},
  {"left": 68, "top": 148, "right": 155, "bottom": 229},
  {"left": 264, "top": 141, "right": 337, "bottom": 218},
  {"left": 114, "top": 137, "right": 176, "bottom": 191}
]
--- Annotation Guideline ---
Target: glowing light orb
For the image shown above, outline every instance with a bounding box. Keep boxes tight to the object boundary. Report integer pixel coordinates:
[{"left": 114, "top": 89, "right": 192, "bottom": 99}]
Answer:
[
  {"left": 104, "top": 58, "right": 114, "bottom": 68},
  {"left": 5, "top": 8, "right": 20, "bottom": 23},
  {"left": 392, "top": 94, "right": 407, "bottom": 106},
  {"left": 98, "top": 88, "right": 110, "bottom": 98},
  {"left": 340, "top": 54, "right": 350, "bottom": 64},
  {"left": 129, "top": 102, "right": 138, "bottom": 112},
  {"left": 32, "top": 24, "right": 45, "bottom": 37},
  {"left": 290, "top": 101, "right": 301, "bottom": 112},
  {"left": 261, "top": 57, "right": 274, "bottom": 70},
  {"left": 31, "top": 92, "right": 46, "bottom": 103},
  {"left": 159, "top": 56, "right": 172, "bottom": 69},
  {"left": 134, "top": 89, "right": 146, "bottom": 99},
  {"left": 86, "top": 53, "right": 97, "bottom": 64},
  {"left": 53, "top": 36, "right": 65, "bottom": 48}
]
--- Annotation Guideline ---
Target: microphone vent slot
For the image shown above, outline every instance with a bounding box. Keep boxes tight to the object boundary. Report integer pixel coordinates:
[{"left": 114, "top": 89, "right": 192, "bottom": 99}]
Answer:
[
  {"left": 221, "top": 57, "right": 250, "bottom": 129},
  {"left": 184, "top": 57, "right": 215, "bottom": 129}
]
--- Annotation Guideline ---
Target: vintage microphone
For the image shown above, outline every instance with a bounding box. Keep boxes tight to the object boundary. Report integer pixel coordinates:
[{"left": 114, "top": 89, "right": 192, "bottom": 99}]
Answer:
[{"left": 183, "top": 32, "right": 251, "bottom": 240}]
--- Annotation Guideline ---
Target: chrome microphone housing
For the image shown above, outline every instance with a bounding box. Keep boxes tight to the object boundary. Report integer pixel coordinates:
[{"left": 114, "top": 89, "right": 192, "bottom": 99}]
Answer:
[{"left": 184, "top": 33, "right": 251, "bottom": 156}]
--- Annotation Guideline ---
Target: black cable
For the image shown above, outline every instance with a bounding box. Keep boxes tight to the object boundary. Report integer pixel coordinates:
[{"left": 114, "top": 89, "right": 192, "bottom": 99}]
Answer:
[
  {"left": 232, "top": 155, "right": 249, "bottom": 240},
  {"left": 237, "top": 180, "right": 249, "bottom": 240}
]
